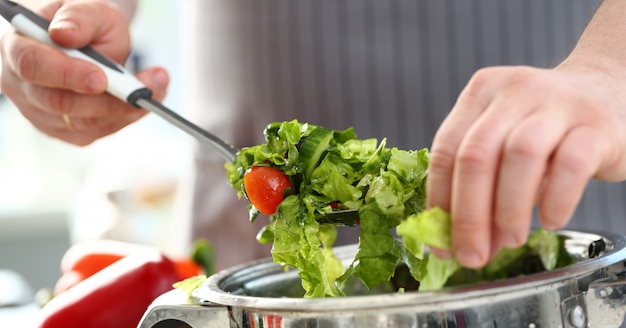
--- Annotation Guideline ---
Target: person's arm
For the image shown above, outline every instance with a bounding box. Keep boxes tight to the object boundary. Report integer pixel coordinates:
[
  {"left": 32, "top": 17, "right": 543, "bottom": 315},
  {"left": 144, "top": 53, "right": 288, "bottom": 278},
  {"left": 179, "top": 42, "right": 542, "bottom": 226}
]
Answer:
[
  {"left": 427, "top": 0, "right": 626, "bottom": 269},
  {"left": 562, "top": 0, "right": 626, "bottom": 74},
  {"left": 0, "top": 0, "right": 168, "bottom": 146}
]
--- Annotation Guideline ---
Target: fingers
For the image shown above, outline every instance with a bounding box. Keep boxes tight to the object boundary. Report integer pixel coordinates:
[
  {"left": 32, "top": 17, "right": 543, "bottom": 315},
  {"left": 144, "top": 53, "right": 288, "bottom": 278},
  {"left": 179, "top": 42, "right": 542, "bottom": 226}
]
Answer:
[
  {"left": 427, "top": 67, "right": 511, "bottom": 212},
  {"left": 18, "top": 66, "right": 169, "bottom": 117},
  {"left": 1, "top": 32, "right": 108, "bottom": 94},
  {"left": 448, "top": 101, "right": 534, "bottom": 268},
  {"left": 8, "top": 66, "right": 168, "bottom": 146},
  {"left": 0, "top": 1, "right": 130, "bottom": 96},
  {"left": 20, "top": 105, "right": 148, "bottom": 146},
  {"left": 494, "top": 111, "right": 569, "bottom": 248},
  {"left": 429, "top": 67, "right": 540, "bottom": 267},
  {"left": 427, "top": 66, "right": 623, "bottom": 269},
  {"left": 137, "top": 67, "right": 170, "bottom": 103},
  {"left": 46, "top": 0, "right": 132, "bottom": 59},
  {"left": 8, "top": 80, "right": 148, "bottom": 147},
  {"left": 1, "top": 59, "right": 167, "bottom": 146},
  {"left": 538, "top": 127, "right": 608, "bottom": 229}
]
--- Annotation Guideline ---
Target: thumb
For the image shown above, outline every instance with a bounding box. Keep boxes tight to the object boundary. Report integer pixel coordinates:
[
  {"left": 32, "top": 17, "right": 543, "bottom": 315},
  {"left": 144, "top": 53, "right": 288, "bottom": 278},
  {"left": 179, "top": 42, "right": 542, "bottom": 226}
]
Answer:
[{"left": 44, "top": 1, "right": 132, "bottom": 64}]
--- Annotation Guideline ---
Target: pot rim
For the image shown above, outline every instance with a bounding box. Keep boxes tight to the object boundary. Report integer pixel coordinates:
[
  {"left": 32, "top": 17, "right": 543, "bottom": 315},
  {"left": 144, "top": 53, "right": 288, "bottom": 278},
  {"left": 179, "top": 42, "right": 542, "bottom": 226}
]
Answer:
[{"left": 196, "top": 229, "right": 626, "bottom": 312}]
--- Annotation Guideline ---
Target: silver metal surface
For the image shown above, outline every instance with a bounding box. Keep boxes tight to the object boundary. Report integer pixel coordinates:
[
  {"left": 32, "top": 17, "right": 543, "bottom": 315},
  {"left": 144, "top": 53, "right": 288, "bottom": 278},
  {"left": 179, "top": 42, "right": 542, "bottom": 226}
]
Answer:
[
  {"left": 138, "top": 230, "right": 626, "bottom": 328},
  {"left": 136, "top": 98, "right": 237, "bottom": 162}
]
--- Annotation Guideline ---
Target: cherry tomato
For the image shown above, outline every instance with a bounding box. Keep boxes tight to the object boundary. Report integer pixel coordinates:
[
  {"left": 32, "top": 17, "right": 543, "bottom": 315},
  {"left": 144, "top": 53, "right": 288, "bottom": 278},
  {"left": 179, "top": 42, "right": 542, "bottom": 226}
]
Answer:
[{"left": 243, "top": 166, "right": 293, "bottom": 215}]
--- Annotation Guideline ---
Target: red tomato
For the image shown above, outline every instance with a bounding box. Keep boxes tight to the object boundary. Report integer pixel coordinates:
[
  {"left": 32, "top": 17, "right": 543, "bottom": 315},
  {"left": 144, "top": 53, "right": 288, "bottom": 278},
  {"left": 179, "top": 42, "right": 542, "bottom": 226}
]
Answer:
[{"left": 243, "top": 166, "right": 293, "bottom": 215}]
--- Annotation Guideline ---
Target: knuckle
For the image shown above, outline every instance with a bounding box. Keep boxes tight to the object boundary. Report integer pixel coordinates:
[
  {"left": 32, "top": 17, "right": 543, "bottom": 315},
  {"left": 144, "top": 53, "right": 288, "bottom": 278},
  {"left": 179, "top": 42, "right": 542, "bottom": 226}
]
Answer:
[
  {"left": 61, "top": 65, "right": 72, "bottom": 90},
  {"left": 553, "top": 147, "right": 588, "bottom": 174},
  {"left": 464, "top": 66, "right": 541, "bottom": 98},
  {"left": 462, "top": 67, "right": 498, "bottom": 97},
  {"left": 47, "top": 89, "right": 73, "bottom": 114},
  {"left": 14, "top": 46, "right": 38, "bottom": 81},
  {"left": 428, "top": 144, "right": 456, "bottom": 174},
  {"left": 505, "top": 137, "right": 539, "bottom": 161},
  {"left": 456, "top": 143, "right": 492, "bottom": 173},
  {"left": 453, "top": 216, "right": 483, "bottom": 232},
  {"left": 494, "top": 209, "right": 527, "bottom": 237},
  {"left": 0, "top": 74, "right": 18, "bottom": 98},
  {"left": 105, "top": 99, "right": 126, "bottom": 114}
]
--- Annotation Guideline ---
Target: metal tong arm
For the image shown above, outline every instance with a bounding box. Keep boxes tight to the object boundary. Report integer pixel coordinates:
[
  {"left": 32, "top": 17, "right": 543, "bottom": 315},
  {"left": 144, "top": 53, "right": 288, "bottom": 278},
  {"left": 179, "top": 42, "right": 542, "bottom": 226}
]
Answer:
[{"left": 136, "top": 99, "right": 236, "bottom": 162}]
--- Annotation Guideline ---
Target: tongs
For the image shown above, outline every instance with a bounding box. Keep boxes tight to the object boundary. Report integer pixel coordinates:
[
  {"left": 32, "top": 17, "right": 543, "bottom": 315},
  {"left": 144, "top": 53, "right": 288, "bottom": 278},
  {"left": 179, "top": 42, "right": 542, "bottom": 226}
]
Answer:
[{"left": 0, "top": 0, "right": 359, "bottom": 225}]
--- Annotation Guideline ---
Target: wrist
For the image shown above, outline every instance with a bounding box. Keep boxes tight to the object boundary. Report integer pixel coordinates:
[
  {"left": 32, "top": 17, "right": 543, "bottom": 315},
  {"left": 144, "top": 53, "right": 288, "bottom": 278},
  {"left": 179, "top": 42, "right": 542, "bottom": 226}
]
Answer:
[{"left": 557, "top": 51, "right": 626, "bottom": 85}]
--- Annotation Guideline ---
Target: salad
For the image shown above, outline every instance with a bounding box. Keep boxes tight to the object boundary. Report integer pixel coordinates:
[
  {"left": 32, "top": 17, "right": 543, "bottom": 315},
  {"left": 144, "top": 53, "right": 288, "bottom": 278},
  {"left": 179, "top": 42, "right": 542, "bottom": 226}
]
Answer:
[{"left": 225, "top": 120, "right": 572, "bottom": 298}]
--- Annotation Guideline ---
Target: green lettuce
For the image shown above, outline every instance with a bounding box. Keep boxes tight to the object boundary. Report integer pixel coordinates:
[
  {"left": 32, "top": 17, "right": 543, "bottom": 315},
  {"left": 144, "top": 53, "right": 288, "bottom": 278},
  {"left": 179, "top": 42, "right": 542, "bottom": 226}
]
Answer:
[
  {"left": 397, "top": 207, "right": 573, "bottom": 290},
  {"left": 225, "top": 120, "right": 573, "bottom": 297},
  {"left": 226, "top": 120, "right": 431, "bottom": 297}
]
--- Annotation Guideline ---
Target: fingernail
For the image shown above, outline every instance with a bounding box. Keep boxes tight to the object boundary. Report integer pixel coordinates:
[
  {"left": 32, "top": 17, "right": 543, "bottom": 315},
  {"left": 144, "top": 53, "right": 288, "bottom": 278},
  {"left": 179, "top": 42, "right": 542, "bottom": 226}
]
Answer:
[
  {"left": 49, "top": 19, "right": 79, "bottom": 32},
  {"left": 498, "top": 232, "right": 520, "bottom": 248},
  {"left": 541, "top": 218, "right": 562, "bottom": 231},
  {"left": 86, "top": 72, "right": 106, "bottom": 92},
  {"left": 455, "top": 248, "right": 484, "bottom": 268}
]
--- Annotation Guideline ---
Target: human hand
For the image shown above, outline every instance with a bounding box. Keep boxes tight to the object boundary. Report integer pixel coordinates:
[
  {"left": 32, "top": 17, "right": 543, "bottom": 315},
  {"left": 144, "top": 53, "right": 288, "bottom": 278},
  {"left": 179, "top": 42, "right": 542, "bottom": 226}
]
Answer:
[
  {"left": 0, "top": 0, "right": 169, "bottom": 146},
  {"left": 427, "top": 63, "right": 626, "bottom": 269}
]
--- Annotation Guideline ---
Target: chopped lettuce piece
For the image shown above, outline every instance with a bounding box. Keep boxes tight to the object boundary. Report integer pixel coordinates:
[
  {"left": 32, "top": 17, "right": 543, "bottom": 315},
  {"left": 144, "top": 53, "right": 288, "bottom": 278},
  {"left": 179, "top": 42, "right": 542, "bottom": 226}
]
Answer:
[
  {"left": 397, "top": 207, "right": 451, "bottom": 252},
  {"left": 173, "top": 275, "right": 207, "bottom": 297},
  {"left": 419, "top": 256, "right": 461, "bottom": 291},
  {"left": 527, "top": 228, "right": 560, "bottom": 270}
]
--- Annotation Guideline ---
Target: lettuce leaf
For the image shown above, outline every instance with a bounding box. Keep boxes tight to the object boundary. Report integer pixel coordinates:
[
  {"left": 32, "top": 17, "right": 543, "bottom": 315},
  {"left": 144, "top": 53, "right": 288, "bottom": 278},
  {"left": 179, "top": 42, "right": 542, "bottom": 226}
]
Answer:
[
  {"left": 396, "top": 207, "right": 459, "bottom": 290},
  {"left": 397, "top": 207, "right": 451, "bottom": 252}
]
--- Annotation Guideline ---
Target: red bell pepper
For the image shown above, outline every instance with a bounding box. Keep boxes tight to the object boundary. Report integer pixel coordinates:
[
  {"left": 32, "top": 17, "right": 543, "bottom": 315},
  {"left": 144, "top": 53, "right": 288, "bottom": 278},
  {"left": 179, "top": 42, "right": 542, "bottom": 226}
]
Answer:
[
  {"left": 39, "top": 248, "right": 180, "bottom": 328},
  {"left": 54, "top": 239, "right": 203, "bottom": 295}
]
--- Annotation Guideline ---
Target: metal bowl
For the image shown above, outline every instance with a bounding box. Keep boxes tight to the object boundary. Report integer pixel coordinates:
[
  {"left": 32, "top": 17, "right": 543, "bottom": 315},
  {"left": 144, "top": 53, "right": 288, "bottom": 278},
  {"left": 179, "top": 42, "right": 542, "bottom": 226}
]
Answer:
[{"left": 138, "top": 230, "right": 626, "bottom": 328}]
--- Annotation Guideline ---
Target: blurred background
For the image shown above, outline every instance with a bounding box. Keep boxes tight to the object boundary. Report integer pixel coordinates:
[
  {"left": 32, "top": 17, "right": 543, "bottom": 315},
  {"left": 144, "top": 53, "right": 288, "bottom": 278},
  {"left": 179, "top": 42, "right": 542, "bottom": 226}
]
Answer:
[{"left": 0, "top": 0, "right": 189, "bottom": 309}]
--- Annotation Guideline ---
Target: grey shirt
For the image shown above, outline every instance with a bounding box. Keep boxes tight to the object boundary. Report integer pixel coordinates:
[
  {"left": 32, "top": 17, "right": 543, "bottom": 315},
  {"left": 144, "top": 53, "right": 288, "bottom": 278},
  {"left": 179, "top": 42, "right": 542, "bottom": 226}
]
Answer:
[{"left": 177, "top": 0, "right": 621, "bottom": 270}]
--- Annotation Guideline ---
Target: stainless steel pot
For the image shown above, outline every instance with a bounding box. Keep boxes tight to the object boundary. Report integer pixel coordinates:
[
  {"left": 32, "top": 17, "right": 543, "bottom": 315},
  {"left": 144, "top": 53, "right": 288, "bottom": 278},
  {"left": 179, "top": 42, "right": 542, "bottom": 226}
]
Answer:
[{"left": 138, "top": 230, "right": 626, "bottom": 328}]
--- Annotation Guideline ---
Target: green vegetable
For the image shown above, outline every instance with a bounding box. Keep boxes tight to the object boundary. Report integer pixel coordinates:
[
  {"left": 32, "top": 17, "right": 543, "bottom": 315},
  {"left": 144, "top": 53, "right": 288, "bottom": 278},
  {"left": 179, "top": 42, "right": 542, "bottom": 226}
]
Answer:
[
  {"left": 398, "top": 208, "right": 574, "bottom": 290},
  {"left": 191, "top": 239, "right": 215, "bottom": 276},
  {"left": 397, "top": 206, "right": 451, "bottom": 254},
  {"left": 226, "top": 120, "right": 429, "bottom": 297},
  {"left": 226, "top": 120, "right": 574, "bottom": 298},
  {"left": 298, "top": 126, "right": 335, "bottom": 181},
  {"left": 173, "top": 275, "right": 207, "bottom": 297},
  {"left": 397, "top": 207, "right": 459, "bottom": 291}
]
